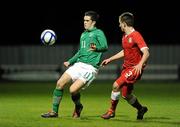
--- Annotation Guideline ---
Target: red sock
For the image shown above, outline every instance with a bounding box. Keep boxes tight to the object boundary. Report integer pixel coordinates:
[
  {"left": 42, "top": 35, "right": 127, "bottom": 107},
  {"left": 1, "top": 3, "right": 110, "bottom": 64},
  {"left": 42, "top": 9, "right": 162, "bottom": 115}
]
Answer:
[{"left": 110, "top": 99, "right": 119, "bottom": 111}]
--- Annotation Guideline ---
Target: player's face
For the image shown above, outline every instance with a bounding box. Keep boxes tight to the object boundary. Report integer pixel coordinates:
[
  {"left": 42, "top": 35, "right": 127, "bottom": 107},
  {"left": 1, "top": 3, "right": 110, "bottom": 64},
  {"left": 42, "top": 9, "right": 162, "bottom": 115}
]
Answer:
[
  {"left": 119, "top": 19, "right": 125, "bottom": 32},
  {"left": 84, "top": 16, "right": 95, "bottom": 30}
]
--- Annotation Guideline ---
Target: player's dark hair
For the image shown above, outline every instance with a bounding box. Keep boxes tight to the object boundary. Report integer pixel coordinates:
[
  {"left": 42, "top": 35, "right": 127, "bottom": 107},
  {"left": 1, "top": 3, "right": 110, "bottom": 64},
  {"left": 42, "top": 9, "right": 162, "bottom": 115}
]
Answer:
[
  {"left": 119, "top": 12, "right": 134, "bottom": 27},
  {"left": 85, "top": 11, "right": 99, "bottom": 22}
]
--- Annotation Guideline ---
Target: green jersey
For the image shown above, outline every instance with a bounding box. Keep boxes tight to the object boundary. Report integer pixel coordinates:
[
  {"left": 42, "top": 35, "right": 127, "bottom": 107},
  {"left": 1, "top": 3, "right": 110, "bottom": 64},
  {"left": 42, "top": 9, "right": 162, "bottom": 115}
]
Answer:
[{"left": 68, "top": 27, "right": 108, "bottom": 69}]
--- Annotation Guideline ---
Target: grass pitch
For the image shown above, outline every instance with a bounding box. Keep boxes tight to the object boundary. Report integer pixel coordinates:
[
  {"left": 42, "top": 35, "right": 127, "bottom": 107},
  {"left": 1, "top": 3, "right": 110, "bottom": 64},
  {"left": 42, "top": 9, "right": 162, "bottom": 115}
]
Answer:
[{"left": 0, "top": 81, "right": 180, "bottom": 127}]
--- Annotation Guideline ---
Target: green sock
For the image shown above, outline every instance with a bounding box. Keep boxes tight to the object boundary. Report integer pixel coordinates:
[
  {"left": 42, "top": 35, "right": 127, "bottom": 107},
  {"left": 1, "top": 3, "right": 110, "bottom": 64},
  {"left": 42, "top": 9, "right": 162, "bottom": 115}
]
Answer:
[{"left": 52, "top": 89, "right": 63, "bottom": 113}]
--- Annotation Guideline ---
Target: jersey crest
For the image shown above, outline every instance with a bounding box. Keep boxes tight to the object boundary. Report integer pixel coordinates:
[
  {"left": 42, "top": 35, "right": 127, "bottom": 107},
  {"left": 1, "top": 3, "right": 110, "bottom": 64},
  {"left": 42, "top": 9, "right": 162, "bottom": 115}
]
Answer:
[{"left": 128, "top": 37, "right": 132, "bottom": 43}]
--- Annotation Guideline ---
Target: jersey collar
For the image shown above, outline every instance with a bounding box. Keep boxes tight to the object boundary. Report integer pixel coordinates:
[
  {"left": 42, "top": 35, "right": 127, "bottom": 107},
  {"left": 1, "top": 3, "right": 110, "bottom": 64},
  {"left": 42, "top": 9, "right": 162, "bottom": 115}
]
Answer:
[{"left": 86, "top": 27, "right": 97, "bottom": 32}]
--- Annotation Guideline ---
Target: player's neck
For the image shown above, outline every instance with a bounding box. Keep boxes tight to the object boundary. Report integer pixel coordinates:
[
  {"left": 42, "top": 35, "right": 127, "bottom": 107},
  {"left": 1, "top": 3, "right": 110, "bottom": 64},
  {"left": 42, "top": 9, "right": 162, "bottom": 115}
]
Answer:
[{"left": 125, "top": 27, "right": 135, "bottom": 35}]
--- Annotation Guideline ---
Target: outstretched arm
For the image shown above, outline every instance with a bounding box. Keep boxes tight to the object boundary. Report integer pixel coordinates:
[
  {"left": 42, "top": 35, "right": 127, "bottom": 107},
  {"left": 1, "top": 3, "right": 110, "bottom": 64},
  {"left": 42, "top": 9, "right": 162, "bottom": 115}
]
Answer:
[
  {"left": 101, "top": 50, "right": 124, "bottom": 66},
  {"left": 67, "top": 50, "right": 80, "bottom": 65}
]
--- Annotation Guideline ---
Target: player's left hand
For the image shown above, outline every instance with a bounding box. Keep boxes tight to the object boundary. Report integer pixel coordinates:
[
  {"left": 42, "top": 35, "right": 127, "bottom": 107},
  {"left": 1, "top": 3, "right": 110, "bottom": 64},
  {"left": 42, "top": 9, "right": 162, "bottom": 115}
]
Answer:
[
  {"left": 100, "top": 58, "right": 111, "bottom": 67},
  {"left": 132, "top": 64, "right": 142, "bottom": 75}
]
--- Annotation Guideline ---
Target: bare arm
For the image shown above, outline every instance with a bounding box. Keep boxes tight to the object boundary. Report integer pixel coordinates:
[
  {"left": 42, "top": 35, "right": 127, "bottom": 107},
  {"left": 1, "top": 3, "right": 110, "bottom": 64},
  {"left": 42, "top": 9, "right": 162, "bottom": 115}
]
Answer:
[
  {"left": 101, "top": 50, "right": 124, "bottom": 66},
  {"left": 133, "top": 48, "right": 150, "bottom": 74},
  {"left": 139, "top": 48, "right": 150, "bottom": 66},
  {"left": 109, "top": 50, "right": 124, "bottom": 61}
]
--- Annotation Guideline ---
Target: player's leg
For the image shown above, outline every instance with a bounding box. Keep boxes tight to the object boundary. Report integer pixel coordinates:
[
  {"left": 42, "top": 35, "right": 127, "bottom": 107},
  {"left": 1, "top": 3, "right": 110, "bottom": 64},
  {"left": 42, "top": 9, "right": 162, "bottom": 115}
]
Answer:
[
  {"left": 121, "top": 85, "right": 148, "bottom": 120},
  {"left": 122, "top": 67, "right": 148, "bottom": 120},
  {"left": 101, "top": 80, "right": 123, "bottom": 119},
  {"left": 70, "top": 79, "right": 85, "bottom": 118},
  {"left": 70, "top": 66, "right": 97, "bottom": 118},
  {"left": 66, "top": 62, "right": 97, "bottom": 118},
  {"left": 41, "top": 72, "right": 72, "bottom": 118}
]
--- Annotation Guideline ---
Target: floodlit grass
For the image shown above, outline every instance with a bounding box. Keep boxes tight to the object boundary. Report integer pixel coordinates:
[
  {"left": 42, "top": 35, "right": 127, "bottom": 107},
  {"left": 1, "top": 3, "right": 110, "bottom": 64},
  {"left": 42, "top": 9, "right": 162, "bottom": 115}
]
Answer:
[{"left": 0, "top": 81, "right": 180, "bottom": 127}]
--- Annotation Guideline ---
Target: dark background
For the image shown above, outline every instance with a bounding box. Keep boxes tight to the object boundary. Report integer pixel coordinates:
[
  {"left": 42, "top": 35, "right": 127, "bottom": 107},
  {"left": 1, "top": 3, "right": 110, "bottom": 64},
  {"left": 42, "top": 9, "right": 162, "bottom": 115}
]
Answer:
[{"left": 1, "top": 0, "right": 179, "bottom": 46}]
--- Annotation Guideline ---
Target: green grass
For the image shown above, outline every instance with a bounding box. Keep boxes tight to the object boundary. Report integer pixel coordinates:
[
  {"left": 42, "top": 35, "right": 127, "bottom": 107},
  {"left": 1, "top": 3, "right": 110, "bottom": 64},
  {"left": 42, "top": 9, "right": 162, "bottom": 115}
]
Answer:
[{"left": 0, "top": 81, "right": 180, "bottom": 127}]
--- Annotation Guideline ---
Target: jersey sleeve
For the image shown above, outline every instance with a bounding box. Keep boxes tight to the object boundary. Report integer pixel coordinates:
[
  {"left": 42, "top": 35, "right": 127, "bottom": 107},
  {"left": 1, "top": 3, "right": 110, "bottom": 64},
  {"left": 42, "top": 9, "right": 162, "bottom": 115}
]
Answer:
[
  {"left": 95, "top": 30, "right": 108, "bottom": 52},
  {"left": 68, "top": 50, "right": 80, "bottom": 65},
  {"left": 133, "top": 32, "right": 148, "bottom": 50}
]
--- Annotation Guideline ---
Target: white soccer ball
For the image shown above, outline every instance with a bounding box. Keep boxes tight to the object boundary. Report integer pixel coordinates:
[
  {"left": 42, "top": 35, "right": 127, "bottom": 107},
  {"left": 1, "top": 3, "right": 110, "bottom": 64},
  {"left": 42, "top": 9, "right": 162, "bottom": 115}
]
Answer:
[{"left": 40, "top": 29, "right": 57, "bottom": 45}]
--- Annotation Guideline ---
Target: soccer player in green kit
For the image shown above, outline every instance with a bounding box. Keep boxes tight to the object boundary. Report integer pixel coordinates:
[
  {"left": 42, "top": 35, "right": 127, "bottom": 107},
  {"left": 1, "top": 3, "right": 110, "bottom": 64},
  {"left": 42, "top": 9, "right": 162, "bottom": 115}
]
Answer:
[{"left": 41, "top": 11, "right": 108, "bottom": 118}]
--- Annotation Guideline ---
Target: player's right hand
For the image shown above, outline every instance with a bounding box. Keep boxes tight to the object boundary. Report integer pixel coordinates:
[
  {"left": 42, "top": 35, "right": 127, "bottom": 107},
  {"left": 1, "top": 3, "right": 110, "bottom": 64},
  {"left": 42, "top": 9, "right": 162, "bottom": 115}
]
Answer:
[
  {"left": 64, "top": 62, "right": 70, "bottom": 67},
  {"left": 100, "top": 58, "right": 111, "bottom": 67}
]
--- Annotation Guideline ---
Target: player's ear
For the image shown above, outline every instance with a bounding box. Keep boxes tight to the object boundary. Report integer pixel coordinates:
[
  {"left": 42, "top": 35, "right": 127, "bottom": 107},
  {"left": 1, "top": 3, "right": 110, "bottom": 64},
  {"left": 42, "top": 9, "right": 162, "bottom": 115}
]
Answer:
[
  {"left": 123, "top": 22, "right": 126, "bottom": 27},
  {"left": 123, "top": 23, "right": 128, "bottom": 28},
  {"left": 92, "top": 21, "right": 96, "bottom": 26}
]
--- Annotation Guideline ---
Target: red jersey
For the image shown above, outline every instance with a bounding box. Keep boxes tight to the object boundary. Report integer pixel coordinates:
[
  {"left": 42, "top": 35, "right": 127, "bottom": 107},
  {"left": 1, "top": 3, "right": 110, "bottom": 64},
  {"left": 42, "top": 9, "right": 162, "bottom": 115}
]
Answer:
[{"left": 122, "top": 30, "right": 148, "bottom": 68}]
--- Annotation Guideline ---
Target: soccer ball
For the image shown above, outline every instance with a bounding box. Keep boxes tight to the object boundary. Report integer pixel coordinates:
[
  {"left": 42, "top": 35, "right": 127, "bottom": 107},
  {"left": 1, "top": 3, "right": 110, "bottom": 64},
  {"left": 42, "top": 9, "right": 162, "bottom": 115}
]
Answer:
[{"left": 40, "top": 29, "right": 57, "bottom": 45}]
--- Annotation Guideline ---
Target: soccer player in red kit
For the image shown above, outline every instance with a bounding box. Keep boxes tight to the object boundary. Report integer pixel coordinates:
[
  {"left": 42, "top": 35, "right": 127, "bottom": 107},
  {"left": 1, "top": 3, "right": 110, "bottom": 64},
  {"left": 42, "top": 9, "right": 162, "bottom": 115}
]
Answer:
[{"left": 101, "top": 12, "right": 150, "bottom": 120}]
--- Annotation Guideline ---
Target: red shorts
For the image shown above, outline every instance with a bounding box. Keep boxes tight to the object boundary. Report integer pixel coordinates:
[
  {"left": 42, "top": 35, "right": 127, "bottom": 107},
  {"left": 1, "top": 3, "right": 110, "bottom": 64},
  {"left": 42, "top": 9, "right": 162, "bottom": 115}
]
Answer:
[{"left": 115, "top": 67, "right": 143, "bottom": 98}]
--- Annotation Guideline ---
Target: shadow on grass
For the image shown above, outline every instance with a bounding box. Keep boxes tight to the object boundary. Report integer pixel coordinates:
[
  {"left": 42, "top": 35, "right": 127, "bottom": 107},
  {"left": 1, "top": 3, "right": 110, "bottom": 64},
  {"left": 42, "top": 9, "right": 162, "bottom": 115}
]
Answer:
[
  {"left": 65, "top": 115, "right": 180, "bottom": 125},
  {"left": 108, "top": 116, "right": 180, "bottom": 125},
  {"left": 74, "top": 114, "right": 128, "bottom": 121}
]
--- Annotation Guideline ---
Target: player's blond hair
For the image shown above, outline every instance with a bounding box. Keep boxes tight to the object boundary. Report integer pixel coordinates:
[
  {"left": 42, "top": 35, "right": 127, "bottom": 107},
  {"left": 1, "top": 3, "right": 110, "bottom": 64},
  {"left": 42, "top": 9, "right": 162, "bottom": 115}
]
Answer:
[{"left": 119, "top": 12, "right": 134, "bottom": 27}]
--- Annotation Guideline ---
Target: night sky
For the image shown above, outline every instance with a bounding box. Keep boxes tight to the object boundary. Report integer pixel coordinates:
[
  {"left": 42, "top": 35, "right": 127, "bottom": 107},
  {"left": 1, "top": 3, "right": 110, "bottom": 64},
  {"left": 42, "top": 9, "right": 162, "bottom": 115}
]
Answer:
[{"left": 1, "top": 0, "right": 179, "bottom": 46}]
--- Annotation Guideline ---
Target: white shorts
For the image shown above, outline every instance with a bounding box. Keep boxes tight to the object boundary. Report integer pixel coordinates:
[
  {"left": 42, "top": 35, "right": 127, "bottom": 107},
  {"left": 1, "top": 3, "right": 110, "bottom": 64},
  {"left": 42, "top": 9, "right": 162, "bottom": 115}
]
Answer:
[{"left": 65, "top": 62, "right": 98, "bottom": 88}]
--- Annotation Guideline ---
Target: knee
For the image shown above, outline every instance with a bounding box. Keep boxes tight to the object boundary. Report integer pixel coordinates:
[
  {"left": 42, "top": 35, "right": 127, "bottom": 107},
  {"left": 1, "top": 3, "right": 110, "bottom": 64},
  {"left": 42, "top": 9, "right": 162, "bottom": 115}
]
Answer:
[
  {"left": 56, "top": 79, "right": 65, "bottom": 89},
  {"left": 122, "top": 94, "right": 133, "bottom": 101},
  {"left": 112, "top": 82, "right": 120, "bottom": 92},
  {"left": 122, "top": 95, "right": 128, "bottom": 100},
  {"left": 123, "top": 94, "right": 136, "bottom": 105},
  {"left": 69, "top": 86, "right": 78, "bottom": 95}
]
